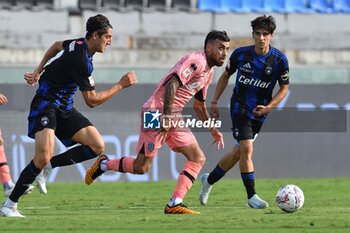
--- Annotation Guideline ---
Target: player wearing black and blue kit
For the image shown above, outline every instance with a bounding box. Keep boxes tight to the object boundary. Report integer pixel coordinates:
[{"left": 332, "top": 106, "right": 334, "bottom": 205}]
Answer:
[
  {"left": 0, "top": 14, "right": 137, "bottom": 217},
  {"left": 199, "top": 15, "right": 289, "bottom": 208}
]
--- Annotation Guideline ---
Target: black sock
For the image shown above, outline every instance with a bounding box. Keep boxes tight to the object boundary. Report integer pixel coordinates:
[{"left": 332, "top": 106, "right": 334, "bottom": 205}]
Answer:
[
  {"left": 207, "top": 165, "right": 227, "bottom": 185},
  {"left": 9, "top": 160, "right": 41, "bottom": 202},
  {"left": 50, "top": 145, "right": 98, "bottom": 168},
  {"left": 241, "top": 172, "right": 256, "bottom": 199}
]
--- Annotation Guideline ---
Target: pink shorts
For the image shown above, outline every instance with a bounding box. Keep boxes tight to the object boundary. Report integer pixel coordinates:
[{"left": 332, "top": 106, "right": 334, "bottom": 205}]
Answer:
[{"left": 135, "top": 125, "right": 197, "bottom": 158}]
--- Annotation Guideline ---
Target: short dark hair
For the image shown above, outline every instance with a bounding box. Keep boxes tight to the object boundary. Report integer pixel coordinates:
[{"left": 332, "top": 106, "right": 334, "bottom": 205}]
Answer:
[
  {"left": 204, "top": 30, "right": 230, "bottom": 50},
  {"left": 251, "top": 15, "right": 276, "bottom": 34},
  {"left": 85, "top": 14, "right": 113, "bottom": 39}
]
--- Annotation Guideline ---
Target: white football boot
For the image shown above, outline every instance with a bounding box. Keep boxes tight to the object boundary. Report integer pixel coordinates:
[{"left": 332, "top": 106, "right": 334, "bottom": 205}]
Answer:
[
  {"left": 35, "top": 169, "right": 49, "bottom": 194},
  {"left": 247, "top": 194, "right": 269, "bottom": 209},
  {"left": 0, "top": 204, "right": 25, "bottom": 218},
  {"left": 198, "top": 173, "right": 213, "bottom": 205}
]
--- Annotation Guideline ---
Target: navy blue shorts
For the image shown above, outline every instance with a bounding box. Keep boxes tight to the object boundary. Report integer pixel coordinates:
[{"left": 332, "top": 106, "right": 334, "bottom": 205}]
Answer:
[
  {"left": 231, "top": 113, "right": 262, "bottom": 141},
  {"left": 28, "top": 105, "right": 92, "bottom": 147}
]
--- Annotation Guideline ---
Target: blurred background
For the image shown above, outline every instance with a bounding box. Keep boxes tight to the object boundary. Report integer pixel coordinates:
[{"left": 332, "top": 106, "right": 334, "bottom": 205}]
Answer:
[{"left": 0, "top": 0, "right": 349, "bottom": 183}]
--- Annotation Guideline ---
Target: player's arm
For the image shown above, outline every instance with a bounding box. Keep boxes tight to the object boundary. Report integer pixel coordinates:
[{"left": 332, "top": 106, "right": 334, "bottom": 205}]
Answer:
[
  {"left": 253, "top": 84, "right": 289, "bottom": 117},
  {"left": 162, "top": 74, "right": 182, "bottom": 131},
  {"left": 24, "top": 41, "right": 64, "bottom": 86},
  {"left": 193, "top": 93, "right": 224, "bottom": 150},
  {"left": 81, "top": 71, "right": 137, "bottom": 108},
  {"left": 211, "top": 70, "right": 231, "bottom": 118}
]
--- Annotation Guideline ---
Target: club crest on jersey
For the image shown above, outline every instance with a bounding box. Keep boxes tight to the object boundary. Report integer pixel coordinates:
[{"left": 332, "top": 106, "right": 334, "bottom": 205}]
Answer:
[
  {"left": 265, "top": 66, "right": 272, "bottom": 75},
  {"left": 148, "top": 142, "right": 155, "bottom": 152},
  {"left": 88, "top": 76, "right": 95, "bottom": 86},
  {"left": 182, "top": 68, "right": 192, "bottom": 78},
  {"left": 41, "top": 116, "right": 49, "bottom": 126}
]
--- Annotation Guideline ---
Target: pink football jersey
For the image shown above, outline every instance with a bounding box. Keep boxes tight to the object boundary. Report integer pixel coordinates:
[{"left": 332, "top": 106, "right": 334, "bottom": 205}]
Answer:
[{"left": 143, "top": 51, "right": 214, "bottom": 112}]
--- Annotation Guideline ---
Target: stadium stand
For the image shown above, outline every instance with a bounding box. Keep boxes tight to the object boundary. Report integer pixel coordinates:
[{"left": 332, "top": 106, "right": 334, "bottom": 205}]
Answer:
[
  {"left": 172, "top": 0, "right": 196, "bottom": 11},
  {"left": 102, "top": 0, "right": 124, "bottom": 10},
  {"left": 333, "top": 0, "right": 350, "bottom": 13},
  {"left": 0, "top": 0, "right": 12, "bottom": 9},
  {"left": 285, "top": 0, "right": 315, "bottom": 13},
  {"left": 148, "top": 0, "right": 172, "bottom": 11},
  {"left": 78, "top": 0, "right": 103, "bottom": 10},
  {"left": 310, "top": 0, "right": 334, "bottom": 13},
  {"left": 263, "top": 0, "right": 286, "bottom": 13},
  {"left": 240, "top": 0, "right": 265, "bottom": 12},
  {"left": 284, "top": 0, "right": 315, "bottom": 13},
  {"left": 197, "top": 0, "right": 223, "bottom": 12}
]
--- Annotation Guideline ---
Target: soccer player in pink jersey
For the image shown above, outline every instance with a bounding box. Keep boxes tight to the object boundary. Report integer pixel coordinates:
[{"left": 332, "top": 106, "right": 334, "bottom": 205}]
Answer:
[{"left": 85, "top": 30, "right": 230, "bottom": 214}]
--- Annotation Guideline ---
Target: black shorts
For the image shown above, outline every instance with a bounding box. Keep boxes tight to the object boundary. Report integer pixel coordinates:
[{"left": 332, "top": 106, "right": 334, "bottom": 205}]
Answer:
[
  {"left": 28, "top": 106, "right": 93, "bottom": 147},
  {"left": 231, "top": 113, "right": 262, "bottom": 141}
]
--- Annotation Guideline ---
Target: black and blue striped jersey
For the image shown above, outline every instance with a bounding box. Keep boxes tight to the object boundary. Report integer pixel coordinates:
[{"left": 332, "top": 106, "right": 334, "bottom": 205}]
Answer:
[
  {"left": 227, "top": 45, "right": 289, "bottom": 121},
  {"left": 33, "top": 38, "right": 95, "bottom": 112}
]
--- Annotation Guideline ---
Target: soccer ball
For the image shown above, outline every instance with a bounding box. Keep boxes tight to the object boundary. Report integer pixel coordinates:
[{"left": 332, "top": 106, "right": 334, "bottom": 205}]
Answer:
[{"left": 275, "top": 184, "right": 304, "bottom": 213}]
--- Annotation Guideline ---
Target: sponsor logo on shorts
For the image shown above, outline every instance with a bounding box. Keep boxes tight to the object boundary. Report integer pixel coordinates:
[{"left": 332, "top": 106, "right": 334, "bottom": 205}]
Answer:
[
  {"left": 148, "top": 142, "right": 155, "bottom": 152},
  {"left": 41, "top": 116, "right": 49, "bottom": 126}
]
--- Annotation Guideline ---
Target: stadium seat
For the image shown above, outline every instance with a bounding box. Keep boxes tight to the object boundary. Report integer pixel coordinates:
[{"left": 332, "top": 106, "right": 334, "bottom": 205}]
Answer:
[
  {"left": 284, "top": 0, "right": 315, "bottom": 13},
  {"left": 125, "top": 0, "right": 148, "bottom": 10},
  {"left": 197, "top": 0, "right": 223, "bottom": 12},
  {"left": 241, "top": 0, "right": 264, "bottom": 12},
  {"left": 78, "top": 0, "right": 102, "bottom": 10},
  {"left": 173, "top": 0, "right": 196, "bottom": 11},
  {"left": 0, "top": 0, "right": 13, "bottom": 9},
  {"left": 263, "top": 0, "right": 286, "bottom": 13},
  {"left": 148, "top": 0, "right": 172, "bottom": 11},
  {"left": 13, "top": 0, "right": 36, "bottom": 9},
  {"left": 35, "top": 0, "right": 55, "bottom": 9},
  {"left": 102, "top": 0, "right": 126, "bottom": 10},
  {"left": 333, "top": 0, "right": 350, "bottom": 13},
  {"left": 220, "top": 0, "right": 243, "bottom": 12},
  {"left": 310, "top": 0, "right": 334, "bottom": 13}
]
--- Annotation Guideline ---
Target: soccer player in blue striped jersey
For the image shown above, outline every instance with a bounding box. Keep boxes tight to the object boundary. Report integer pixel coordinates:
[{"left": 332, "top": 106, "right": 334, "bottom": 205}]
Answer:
[
  {"left": 199, "top": 15, "right": 289, "bottom": 208},
  {"left": 0, "top": 14, "right": 137, "bottom": 217}
]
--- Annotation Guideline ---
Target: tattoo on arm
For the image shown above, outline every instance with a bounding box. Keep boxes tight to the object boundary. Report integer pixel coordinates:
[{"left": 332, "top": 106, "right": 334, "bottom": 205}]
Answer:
[{"left": 163, "top": 75, "right": 181, "bottom": 115}]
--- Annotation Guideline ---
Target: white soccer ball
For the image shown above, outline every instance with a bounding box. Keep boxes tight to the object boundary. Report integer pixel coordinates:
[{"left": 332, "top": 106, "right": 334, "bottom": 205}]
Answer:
[{"left": 275, "top": 184, "right": 304, "bottom": 213}]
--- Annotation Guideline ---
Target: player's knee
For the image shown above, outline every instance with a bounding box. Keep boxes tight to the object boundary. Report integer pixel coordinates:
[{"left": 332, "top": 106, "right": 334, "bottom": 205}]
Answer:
[
  {"left": 240, "top": 144, "right": 253, "bottom": 156},
  {"left": 91, "top": 143, "right": 105, "bottom": 156},
  {"left": 33, "top": 156, "right": 51, "bottom": 169}
]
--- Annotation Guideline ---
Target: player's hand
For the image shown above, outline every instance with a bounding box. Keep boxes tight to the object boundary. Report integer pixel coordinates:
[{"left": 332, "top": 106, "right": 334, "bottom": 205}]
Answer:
[
  {"left": 253, "top": 105, "right": 270, "bottom": 117},
  {"left": 24, "top": 71, "right": 40, "bottom": 86},
  {"left": 210, "top": 128, "right": 224, "bottom": 150},
  {"left": 210, "top": 102, "right": 220, "bottom": 118},
  {"left": 118, "top": 71, "right": 138, "bottom": 89},
  {"left": 0, "top": 93, "right": 8, "bottom": 105}
]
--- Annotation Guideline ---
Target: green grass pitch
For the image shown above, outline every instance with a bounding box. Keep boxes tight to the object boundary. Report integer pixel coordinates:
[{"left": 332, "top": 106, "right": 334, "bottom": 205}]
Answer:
[{"left": 1, "top": 178, "right": 349, "bottom": 233}]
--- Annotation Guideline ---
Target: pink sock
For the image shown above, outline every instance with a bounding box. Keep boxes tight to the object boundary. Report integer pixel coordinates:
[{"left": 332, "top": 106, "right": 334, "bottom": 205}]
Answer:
[
  {"left": 106, "top": 157, "right": 135, "bottom": 173},
  {"left": 172, "top": 161, "right": 203, "bottom": 199},
  {"left": 0, "top": 145, "right": 12, "bottom": 184}
]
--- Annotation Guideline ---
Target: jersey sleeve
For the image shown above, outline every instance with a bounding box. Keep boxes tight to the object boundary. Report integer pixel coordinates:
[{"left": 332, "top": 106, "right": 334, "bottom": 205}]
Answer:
[
  {"left": 226, "top": 50, "right": 239, "bottom": 76},
  {"left": 172, "top": 54, "right": 202, "bottom": 86},
  {"left": 278, "top": 55, "right": 289, "bottom": 85}
]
